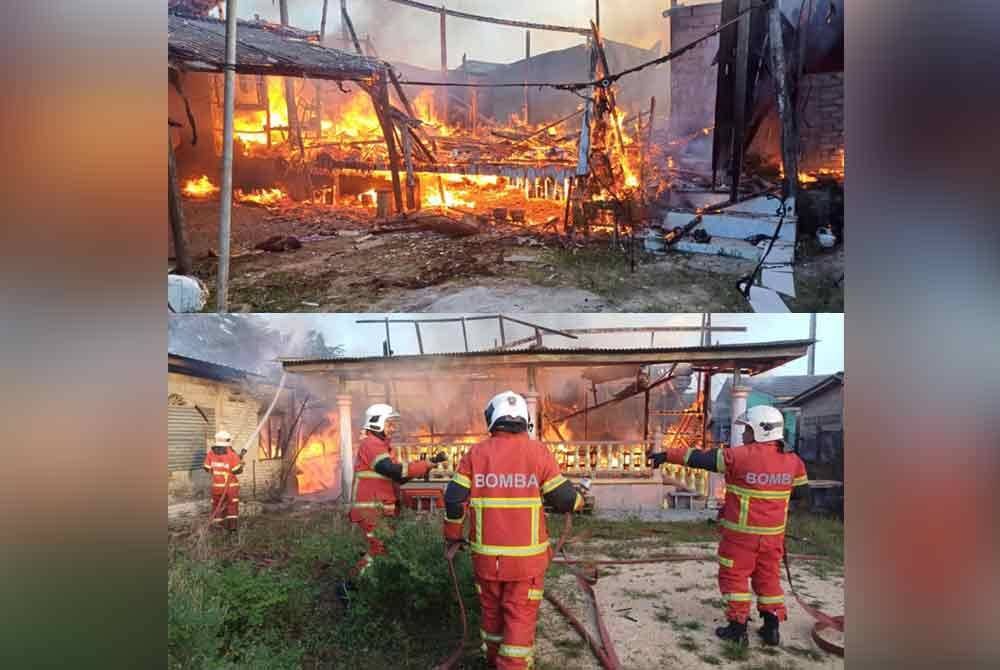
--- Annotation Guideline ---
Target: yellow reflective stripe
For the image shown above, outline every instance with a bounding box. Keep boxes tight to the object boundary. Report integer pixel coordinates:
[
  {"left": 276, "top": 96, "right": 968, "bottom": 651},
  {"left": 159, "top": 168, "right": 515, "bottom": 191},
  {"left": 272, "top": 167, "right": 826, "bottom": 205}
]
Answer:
[
  {"left": 470, "top": 497, "right": 543, "bottom": 508},
  {"left": 757, "top": 595, "right": 785, "bottom": 604},
  {"left": 738, "top": 493, "right": 750, "bottom": 527},
  {"left": 401, "top": 461, "right": 408, "bottom": 478},
  {"left": 475, "top": 583, "right": 482, "bottom": 594},
  {"left": 727, "top": 485, "right": 791, "bottom": 500},
  {"left": 573, "top": 492, "right": 584, "bottom": 512},
  {"left": 716, "top": 449, "right": 726, "bottom": 473},
  {"left": 451, "top": 472, "right": 472, "bottom": 488},
  {"left": 541, "top": 474, "right": 566, "bottom": 494},
  {"left": 480, "top": 629, "right": 502, "bottom": 643},
  {"left": 351, "top": 501, "right": 396, "bottom": 509},
  {"left": 499, "top": 643, "right": 533, "bottom": 658},
  {"left": 527, "top": 588, "right": 544, "bottom": 601},
  {"left": 470, "top": 541, "right": 550, "bottom": 557},
  {"left": 793, "top": 475, "right": 809, "bottom": 486},
  {"left": 719, "top": 518, "right": 786, "bottom": 536},
  {"left": 371, "top": 453, "right": 390, "bottom": 466},
  {"left": 475, "top": 506, "right": 483, "bottom": 546},
  {"left": 356, "top": 470, "right": 391, "bottom": 480},
  {"left": 444, "top": 515, "right": 464, "bottom": 524},
  {"left": 531, "top": 505, "right": 539, "bottom": 546},
  {"left": 683, "top": 447, "right": 695, "bottom": 465},
  {"left": 718, "top": 555, "right": 734, "bottom": 568},
  {"left": 724, "top": 592, "right": 752, "bottom": 602}
]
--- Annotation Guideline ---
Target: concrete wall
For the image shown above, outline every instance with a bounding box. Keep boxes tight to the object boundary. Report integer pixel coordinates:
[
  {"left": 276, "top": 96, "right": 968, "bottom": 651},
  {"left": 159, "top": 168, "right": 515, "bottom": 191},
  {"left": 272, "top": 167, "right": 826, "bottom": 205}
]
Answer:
[
  {"left": 167, "top": 372, "right": 282, "bottom": 503},
  {"left": 591, "top": 480, "right": 664, "bottom": 512},
  {"left": 669, "top": 2, "right": 723, "bottom": 137}
]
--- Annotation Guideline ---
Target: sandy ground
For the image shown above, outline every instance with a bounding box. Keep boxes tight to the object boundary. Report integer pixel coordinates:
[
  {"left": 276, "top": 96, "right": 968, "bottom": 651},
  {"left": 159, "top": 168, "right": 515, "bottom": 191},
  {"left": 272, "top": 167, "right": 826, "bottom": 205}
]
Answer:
[
  {"left": 173, "top": 197, "right": 840, "bottom": 313},
  {"left": 534, "top": 537, "right": 845, "bottom": 670}
]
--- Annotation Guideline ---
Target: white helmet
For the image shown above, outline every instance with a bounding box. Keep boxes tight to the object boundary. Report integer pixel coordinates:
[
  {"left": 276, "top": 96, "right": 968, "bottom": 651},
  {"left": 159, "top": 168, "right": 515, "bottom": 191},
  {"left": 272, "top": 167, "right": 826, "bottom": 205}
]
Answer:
[
  {"left": 214, "top": 430, "right": 233, "bottom": 447},
  {"left": 364, "top": 403, "right": 400, "bottom": 433},
  {"left": 484, "top": 390, "right": 532, "bottom": 433},
  {"left": 734, "top": 405, "right": 784, "bottom": 443}
]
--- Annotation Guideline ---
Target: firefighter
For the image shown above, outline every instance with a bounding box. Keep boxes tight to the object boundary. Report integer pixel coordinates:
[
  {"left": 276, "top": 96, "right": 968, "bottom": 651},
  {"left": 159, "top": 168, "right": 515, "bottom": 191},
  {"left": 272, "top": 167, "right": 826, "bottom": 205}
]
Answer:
[
  {"left": 348, "top": 403, "right": 435, "bottom": 576},
  {"left": 649, "top": 405, "right": 809, "bottom": 647},
  {"left": 202, "top": 430, "right": 244, "bottom": 532},
  {"left": 443, "top": 391, "right": 586, "bottom": 670}
]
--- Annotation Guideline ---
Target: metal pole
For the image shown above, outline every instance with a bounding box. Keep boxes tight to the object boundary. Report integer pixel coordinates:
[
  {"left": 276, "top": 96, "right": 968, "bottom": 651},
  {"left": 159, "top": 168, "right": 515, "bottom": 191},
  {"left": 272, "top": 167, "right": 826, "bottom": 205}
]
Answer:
[
  {"left": 807, "top": 313, "right": 817, "bottom": 374},
  {"left": 341, "top": 0, "right": 348, "bottom": 43},
  {"left": 524, "top": 30, "right": 531, "bottom": 126},
  {"left": 595, "top": 0, "right": 600, "bottom": 30},
  {"left": 768, "top": 0, "right": 799, "bottom": 200},
  {"left": 216, "top": 0, "right": 238, "bottom": 312},
  {"left": 439, "top": 6, "right": 448, "bottom": 124}
]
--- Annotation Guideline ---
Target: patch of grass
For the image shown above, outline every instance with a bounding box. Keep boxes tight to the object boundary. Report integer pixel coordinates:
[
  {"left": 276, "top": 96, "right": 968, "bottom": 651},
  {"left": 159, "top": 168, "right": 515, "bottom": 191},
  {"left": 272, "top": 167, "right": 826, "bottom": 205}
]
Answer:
[
  {"left": 784, "top": 643, "right": 824, "bottom": 662},
  {"left": 675, "top": 584, "right": 694, "bottom": 593},
  {"left": 756, "top": 647, "right": 781, "bottom": 657},
  {"left": 700, "top": 597, "right": 727, "bottom": 609},
  {"left": 785, "top": 511, "right": 844, "bottom": 566},
  {"left": 622, "top": 587, "right": 659, "bottom": 600},
  {"left": 785, "top": 272, "right": 844, "bottom": 312},
  {"left": 527, "top": 246, "right": 750, "bottom": 312},
  {"left": 554, "top": 514, "right": 719, "bottom": 545},
  {"left": 721, "top": 641, "right": 751, "bottom": 661},
  {"left": 550, "top": 637, "right": 584, "bottom": 659},
  {"left": 678, "top": 636, "right": 700, "bottom": 652},
  {"left": 699, "top": 653, "right": 723, "bottom": 666},
  {"left": 672, "top": 620, "right": 704, "bottom": 633},
  {"left": 742, "top": 661, "right": 798, "bottom": 670}
]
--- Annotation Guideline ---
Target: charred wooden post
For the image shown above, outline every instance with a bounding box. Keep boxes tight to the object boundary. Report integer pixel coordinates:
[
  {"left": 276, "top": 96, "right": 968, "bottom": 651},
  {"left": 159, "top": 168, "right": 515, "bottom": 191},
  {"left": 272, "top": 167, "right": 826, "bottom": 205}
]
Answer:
[
  {"left": 524, "top": 30, "right": 531, "bottom": 126},
  {"left": 729, "top": 0, "right": 752, "bottom": 202},
  {"left": 401, "top": 123, "right": 418, "bottom": 210},
  {"left": 768, "top": 0, "right": 799, "bottom": 201},
  {"left": 373, "top": 75, "right": 405, "bottom": 214},
  {"left": 640, "top": 96, "right": 656, "bottom": 200},
  {"left": 439, "top": 6, "right": 448, "bottom": 125},
  {"left": 167, "top": 129, "right": 193, "bottom": 276},
  {"left": 278, "top": 1, "right": 306, "bottom": 155}
]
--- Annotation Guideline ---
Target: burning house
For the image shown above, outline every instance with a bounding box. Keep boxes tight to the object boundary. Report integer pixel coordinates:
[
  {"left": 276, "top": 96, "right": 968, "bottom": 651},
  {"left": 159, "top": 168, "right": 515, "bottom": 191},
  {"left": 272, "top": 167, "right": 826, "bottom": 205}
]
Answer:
[{"left": 277, "top": 335, "right": 813, "bottom": 512}]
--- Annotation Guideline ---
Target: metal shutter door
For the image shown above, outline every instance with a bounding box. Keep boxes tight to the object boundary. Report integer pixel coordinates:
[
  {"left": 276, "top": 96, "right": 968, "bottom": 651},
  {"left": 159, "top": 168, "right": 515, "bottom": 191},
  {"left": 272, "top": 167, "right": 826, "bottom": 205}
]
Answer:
[{"left": 168, "top": 405, "right": 215, "bottom": 472}]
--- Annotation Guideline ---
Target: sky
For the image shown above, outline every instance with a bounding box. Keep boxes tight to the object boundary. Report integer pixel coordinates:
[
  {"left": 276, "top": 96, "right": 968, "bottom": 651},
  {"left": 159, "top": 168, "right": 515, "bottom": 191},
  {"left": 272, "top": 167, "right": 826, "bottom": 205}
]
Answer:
[
  {"left": 266, "top": 312, "right": 844, "bottom": 378},
  {"left": 234, "top": 0, "right": 716, "bottom": 70}
]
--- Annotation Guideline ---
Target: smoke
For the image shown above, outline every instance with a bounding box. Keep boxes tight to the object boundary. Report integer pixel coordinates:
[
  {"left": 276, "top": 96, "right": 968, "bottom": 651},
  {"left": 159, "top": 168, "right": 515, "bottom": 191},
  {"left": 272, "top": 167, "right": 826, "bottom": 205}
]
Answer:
[{"left": 234, "top": 0, "right": 705, "bottom": 70}]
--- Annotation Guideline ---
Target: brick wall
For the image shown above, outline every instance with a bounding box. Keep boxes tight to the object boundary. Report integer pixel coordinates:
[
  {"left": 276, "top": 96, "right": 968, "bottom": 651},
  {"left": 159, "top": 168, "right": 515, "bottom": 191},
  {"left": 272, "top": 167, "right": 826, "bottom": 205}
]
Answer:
[
  {"left": 167, "top": 372, "right": 281, "bottom": 503},
  {"left": 669, "top": 2, "right": 722, "bottom": 136},
  {"left": 797, "top": 72, "right": 844, "bottom": 173}
]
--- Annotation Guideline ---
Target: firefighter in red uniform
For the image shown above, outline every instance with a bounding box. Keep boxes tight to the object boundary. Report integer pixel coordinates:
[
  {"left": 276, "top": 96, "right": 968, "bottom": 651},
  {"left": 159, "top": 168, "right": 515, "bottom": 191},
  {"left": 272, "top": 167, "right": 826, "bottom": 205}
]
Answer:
[
  {"left": 443, "top": 391, "right": 586, "bottom": 670},
  {"left": 348, "top": 403, "right": 435, "bottom": 575},
  {"left": 202, "top": 430, "right": 245, "bottom": 532},
  {"left": 650, "top": 405, "right": 809, "bottom": 647}
]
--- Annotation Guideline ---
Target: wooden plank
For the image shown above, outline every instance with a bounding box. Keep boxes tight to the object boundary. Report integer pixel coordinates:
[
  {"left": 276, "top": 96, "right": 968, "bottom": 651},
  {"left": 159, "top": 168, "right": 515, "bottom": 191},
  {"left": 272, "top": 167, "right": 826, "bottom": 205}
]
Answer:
[
  {"left": 167, "top": 128, "right": 192, "bottom": 276},
  {"left": 768, "top": 1, "right": 799, "bottom": 200},
  {"left": 730, "top": 0, "right": 752, "bottom": 202},
  {"left": 373, "top": 78, "right": 405, "bottom": 214},
  {"left": 524, "top": 30, "right": 531, "bottom": 125},
  {"left": 381, "top": 0, "right": 590, "bottom": 35},
  {"left": 439, "top": 8, "right": 448, "bottom": 125}
]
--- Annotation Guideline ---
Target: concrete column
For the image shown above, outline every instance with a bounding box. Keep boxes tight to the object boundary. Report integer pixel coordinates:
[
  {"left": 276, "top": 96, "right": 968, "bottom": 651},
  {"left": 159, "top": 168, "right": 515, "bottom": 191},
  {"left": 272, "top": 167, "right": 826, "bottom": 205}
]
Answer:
[
  {"left": 730, "top": 386, "right": 750, "bottom": 447},
  {"left": 337, "top": 394, "right": 354, "bottom": 501},
  {"left": 524, "top": 391, "right": 540, "bottom": 439}
]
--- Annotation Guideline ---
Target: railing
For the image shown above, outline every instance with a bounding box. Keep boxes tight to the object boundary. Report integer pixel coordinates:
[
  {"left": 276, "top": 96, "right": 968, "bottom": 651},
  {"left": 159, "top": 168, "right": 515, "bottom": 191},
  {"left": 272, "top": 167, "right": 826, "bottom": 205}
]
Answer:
[{"left": 394, "top": 440, "right": 659, "bottom": 479}]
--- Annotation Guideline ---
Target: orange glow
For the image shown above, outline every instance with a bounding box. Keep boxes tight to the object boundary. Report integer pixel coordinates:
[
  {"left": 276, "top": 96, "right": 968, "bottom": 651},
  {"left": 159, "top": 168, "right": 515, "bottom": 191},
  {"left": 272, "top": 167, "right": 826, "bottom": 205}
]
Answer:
[
  {"left": 182, "top": 175, "right": 219, "bottom": 198},
  {"left": 295, "top": 440, "right": 339, "bottom": 494}
]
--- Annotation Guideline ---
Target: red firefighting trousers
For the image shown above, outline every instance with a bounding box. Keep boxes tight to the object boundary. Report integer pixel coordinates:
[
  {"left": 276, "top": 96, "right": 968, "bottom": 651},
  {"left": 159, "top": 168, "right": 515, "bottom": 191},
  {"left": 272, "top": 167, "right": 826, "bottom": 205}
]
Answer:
[
  {"left": 476, "top": 576, "right": 545, "bottom": 669},
  {"left": 352, "top": 515, "right": 388, "bottom": 576},
  {"left": 210, "top": 489, "right": 239, "bottom": 531},
  {"left": 717, "top": 529, "right": 787, "bottom": 623}
]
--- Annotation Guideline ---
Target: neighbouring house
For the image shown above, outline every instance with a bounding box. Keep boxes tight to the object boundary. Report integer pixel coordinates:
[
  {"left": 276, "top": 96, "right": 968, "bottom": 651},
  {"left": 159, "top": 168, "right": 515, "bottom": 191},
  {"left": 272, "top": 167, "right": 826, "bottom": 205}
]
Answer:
[
  {"left": 167, "top": 353, "right": 288, "bottom": 503},
  {"left": 780, "top": 372, "right": 843, "bottom": 482},
  {"left": 713, "top": 373, "right": 830, "bottom": 445}
]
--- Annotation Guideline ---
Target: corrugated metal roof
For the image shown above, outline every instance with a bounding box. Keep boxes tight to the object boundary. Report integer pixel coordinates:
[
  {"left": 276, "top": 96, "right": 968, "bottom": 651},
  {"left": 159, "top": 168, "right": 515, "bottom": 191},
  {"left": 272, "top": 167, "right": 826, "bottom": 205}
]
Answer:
[
  {"left": 168, "top": 353, "right": 263, "bottom": 382},
  {"left": 715, "top": 373, "right": 834, "bottom": 409},
  {"left": 168, "top": 13, "right": 382, "bottom": 81},
  {"left": 281, "top": 339, "right": 815, "bottom": 366}
]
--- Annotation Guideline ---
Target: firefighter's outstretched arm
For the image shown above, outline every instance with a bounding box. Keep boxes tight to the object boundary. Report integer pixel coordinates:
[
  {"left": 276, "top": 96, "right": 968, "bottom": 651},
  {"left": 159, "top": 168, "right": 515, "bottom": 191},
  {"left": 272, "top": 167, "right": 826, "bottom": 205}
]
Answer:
[
  {"left": 541, "top": 475, "right": 585, "bottom": 513},
  {"left": 649, "top": 447, "right": 725, "bottom": 473},
  {"left": 372, "top": 453, "right": 433, "bottom": 482}
]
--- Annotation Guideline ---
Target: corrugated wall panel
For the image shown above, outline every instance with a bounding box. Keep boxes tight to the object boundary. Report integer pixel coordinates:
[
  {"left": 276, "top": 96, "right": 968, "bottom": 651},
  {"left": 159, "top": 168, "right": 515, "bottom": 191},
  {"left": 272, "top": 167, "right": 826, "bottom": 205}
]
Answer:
[{"left": 168, "top": 406, "right": 215, "bottom": 472}]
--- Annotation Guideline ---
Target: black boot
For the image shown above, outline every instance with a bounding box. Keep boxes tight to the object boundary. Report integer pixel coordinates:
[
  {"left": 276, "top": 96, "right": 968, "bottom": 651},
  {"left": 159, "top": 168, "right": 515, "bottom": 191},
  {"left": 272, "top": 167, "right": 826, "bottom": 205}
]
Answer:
[
  {"left": 715, "top": 620, "right": 749, "bottom": 646},
  {"left": 758, "top": 612, "right": 780, "bottom": 646}
]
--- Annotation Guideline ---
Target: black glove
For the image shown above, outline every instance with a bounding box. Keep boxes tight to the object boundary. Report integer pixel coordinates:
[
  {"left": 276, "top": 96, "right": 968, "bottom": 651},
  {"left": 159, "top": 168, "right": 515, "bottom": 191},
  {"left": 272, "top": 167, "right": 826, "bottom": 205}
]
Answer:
[
  {"left": 648, "top": 452, "right": 667, "bottom": 467},
  {"left": 430, "top": 452, "right": 449, "bottom": 464}
]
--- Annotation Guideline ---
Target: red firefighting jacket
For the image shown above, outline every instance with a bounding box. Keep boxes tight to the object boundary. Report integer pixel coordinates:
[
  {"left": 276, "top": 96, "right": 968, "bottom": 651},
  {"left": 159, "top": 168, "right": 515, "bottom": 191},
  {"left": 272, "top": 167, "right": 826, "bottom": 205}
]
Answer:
[
  {"left": 202, "top": 447, "right": 242, "bottom": 496},
  {"left": 349, "top": 433, "right": 402, "bottom": 522},
  {"left": 665, "top": 441, "right": 808, "bottom": 536},
  {"left": 446, "top": 432, "right": 570, "bottom": 581}
]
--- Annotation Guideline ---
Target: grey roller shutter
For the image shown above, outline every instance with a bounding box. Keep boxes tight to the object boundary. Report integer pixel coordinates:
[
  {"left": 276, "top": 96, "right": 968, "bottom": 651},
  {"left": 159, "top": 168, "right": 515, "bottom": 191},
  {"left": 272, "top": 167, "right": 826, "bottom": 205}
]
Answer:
[{"left": 168, "top": 405, "right": 215, "bottom": 472}]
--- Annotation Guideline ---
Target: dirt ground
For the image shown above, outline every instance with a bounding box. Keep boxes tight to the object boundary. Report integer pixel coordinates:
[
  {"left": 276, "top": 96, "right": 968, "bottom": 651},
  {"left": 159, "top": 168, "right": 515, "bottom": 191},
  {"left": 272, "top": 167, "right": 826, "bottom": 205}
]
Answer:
[
  {"left": 174, "top": 198, "right": 843, "bottom": 313},
  {"left": 535, "top": 536, "right": 845, "bottom": 670}
]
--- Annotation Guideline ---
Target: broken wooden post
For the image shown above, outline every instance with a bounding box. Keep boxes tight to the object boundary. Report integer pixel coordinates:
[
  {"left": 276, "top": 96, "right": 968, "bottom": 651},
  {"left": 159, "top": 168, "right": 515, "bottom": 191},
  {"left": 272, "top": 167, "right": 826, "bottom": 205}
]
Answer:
[
  {"left": 768, "top": 0, "right": 799, "bottom": 201},
  {"left": 216, "top": 0, "right": 238, "bottom": 312},
  {"left": 279, "top": 0, "right": 306, "bottom": 155},
  {"left": 374, "top": 75, "right": 405, "bottom": 214},
  {"left": 729, "top": 0, "right": 752, "bottom": 202},
  {"left": 524, "top": 30, "right": 531, "bottom": 126},
  {"left": 401, "top": 123, "right": 417, "bottom": 210},
  {"left": 439, "top": 6, "right": 448, "bottom": 125},
  {"left": 640, "top": 96, "right": 656, "bottom": 199},
  {"left": 167, "top": 128, "right": 193, "bottom": 276}
]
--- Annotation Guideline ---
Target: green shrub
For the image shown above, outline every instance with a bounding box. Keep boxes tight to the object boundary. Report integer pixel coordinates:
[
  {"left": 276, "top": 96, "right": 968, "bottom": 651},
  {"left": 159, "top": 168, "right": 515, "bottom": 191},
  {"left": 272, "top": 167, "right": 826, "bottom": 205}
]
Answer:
[{"left": 168, "top": 560, "right": 228, "bottom": 670}]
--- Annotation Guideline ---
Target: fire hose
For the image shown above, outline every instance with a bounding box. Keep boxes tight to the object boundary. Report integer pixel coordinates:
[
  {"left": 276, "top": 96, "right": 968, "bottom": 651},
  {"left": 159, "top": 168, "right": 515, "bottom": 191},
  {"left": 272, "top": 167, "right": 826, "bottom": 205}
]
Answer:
[{"left": 783, "top": 547, "right": 845, "bottom": 656}]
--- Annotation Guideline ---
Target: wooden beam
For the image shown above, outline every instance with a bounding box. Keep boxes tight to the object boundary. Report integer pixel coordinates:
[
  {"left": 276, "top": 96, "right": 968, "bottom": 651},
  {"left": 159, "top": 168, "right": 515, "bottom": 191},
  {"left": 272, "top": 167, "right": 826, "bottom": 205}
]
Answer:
[
  {"left": 730, "top": 0, "right": 752, "bottom": 202},
  {"left": 381, "top": 0, "right": 590, "bottom": 35},
  {"left": 524, "top": 30, "right": 531, "bottom": 126},
  {"left": 439, "top": 7, "right": 448, "bottom": 125},
  {"left": 167, "top": 129, "right": 193, "bottom": 276},
  {"left": 373, "top": 77, "right": 405, "bottom": 214},
  {"left": 768, "top": 1, "right": 799, "bottom": 200},
  {"left": 278, "top": 1, "right": 306, "bottom": 156}
]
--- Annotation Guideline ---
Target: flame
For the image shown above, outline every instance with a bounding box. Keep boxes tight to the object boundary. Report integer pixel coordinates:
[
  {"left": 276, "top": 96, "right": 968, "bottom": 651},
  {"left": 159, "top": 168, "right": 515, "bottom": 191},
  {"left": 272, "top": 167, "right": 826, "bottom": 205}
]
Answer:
[
  {"left": 236, "top": 187, "right": 286, "bottom": 205},
  {"left": 295, "top": 439, "right": 339, "bottom": 494},
  {"left": 357, "top": 188, "right": 377, "bottom": 205},
  {"left": 322, "top": 93, "right": 382, "bottom": 140},
  {"left": 182, "top": 175, "right": 219, "bottom": 198}
]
